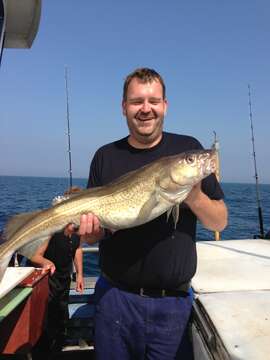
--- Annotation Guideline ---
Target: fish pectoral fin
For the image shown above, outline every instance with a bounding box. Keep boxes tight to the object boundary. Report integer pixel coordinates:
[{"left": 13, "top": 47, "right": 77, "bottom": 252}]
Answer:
[
  {"left": 138, "top": 195, "right": 158, "bottom": 223},
  {"left": 4, "top": 210, "right": 43, "bottom": 241},
  {"left": 166, "top": 205, "right": 180, "bottom": 228},
  {"left": 166, "top": 207, "right": 173, "bottom": 222},
  {"left": 172, "top": 204, "right": 180, "bottom": 228},
  {"left": 17, "top": 236, "right": 51, "bottom": 260}
]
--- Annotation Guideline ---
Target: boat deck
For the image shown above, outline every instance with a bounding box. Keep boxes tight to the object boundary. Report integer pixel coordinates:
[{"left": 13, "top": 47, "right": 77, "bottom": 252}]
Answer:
[
  {"left": 0, "top": 276, "right": 98, "bottom": 360},
  {"left": 55, "top": 276, "right": 98, "bottom": 358}
]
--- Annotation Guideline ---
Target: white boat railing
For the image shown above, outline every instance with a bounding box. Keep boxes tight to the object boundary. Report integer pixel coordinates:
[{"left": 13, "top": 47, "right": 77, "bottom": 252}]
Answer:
[{"left": 82, "top": 246, "right": 99, "bottom": 253}]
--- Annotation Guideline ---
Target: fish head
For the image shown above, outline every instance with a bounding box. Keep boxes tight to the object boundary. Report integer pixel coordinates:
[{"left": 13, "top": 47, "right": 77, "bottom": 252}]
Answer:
[
  {"left": 158, "top": 149, "right": 217, "bottom": 193},
  {"left": 169, "top": 149, "right": 217, "bottom": 186}
]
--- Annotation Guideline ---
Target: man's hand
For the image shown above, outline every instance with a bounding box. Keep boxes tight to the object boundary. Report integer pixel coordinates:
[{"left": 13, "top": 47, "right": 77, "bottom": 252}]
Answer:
[
  {"left": 184, "top": 181, "right": 227, "bottom": 232},
  {"left": 79, "top": 213, "right": 105, "bottom": 244},
  {"left": 76, "top": 273, "right": 84, "bottom": 293}
]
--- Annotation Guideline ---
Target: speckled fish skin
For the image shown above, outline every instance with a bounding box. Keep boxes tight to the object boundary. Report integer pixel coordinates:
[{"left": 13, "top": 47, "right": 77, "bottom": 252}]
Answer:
[{"left": 0, "top": 148, "right": 216, "bottom": 282}]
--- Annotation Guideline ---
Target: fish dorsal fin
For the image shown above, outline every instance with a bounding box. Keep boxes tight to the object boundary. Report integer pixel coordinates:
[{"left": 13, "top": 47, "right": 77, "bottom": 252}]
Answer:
[{"left": 3, "top": 210, "right": 42, "bottom": 241}]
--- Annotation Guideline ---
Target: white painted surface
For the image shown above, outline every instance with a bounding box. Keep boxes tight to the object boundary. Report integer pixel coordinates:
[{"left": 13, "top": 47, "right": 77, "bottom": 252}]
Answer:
[
  {"left": 192, "top": 239, "right": 270, "bottom": 293},
  {"left": 3, "top": 0, "right": 41, "bottom": 48},
  {"left": 192, "top": 239, "right": 270, "bottom": 360},
  {"left": 197, "top": 291, "right": 270, "bottom": 360},
  {"left": 0, "top": 266, "right": 35, "bottom": 299}
]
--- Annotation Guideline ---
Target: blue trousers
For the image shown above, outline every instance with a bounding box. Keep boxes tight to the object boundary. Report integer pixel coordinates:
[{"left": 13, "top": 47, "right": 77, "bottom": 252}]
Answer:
[{"left": 94, "top": 276, "right": 194, "bottom": 360}]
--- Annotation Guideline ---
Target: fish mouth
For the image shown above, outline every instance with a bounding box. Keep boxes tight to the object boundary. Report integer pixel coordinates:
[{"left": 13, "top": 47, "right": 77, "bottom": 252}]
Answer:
[
  {"left": 205, "top": 156, "right": 217, "bottom": 174},
  {"left": 198, "top": 151, "right": 217, "bottom": 175},
  {"left": 206, "top": 158, "right": 216, "bottom": 173}
]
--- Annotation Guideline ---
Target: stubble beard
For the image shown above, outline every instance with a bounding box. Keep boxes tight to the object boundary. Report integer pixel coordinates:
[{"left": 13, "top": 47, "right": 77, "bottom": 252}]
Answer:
[{"left": 128, "top": 117, "right": 164, "bottom": 146}]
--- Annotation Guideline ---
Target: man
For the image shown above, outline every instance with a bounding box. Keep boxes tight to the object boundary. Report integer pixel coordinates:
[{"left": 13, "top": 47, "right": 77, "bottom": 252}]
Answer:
[
  {"left": 31, "top": 214, "right": 84, "bottom": 354},
  {"left": 80, "top": 68, "right": 227, "bottom": 359}
]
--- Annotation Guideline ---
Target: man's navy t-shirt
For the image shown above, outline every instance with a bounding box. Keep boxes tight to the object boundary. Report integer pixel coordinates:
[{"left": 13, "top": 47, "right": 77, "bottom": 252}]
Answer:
[{"left": 87, "top": 132, "right": 224, "bottom": 289}]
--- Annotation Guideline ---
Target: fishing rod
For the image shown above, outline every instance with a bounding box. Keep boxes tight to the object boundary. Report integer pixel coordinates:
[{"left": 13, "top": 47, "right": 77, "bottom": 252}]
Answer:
[
  {"left": 0, "top": 1, "right": 5, "bottom": 68},
  {"left": 248, "top": 84, "right": 264, "bottom": 238},
  {"left": 0, "top": 32, "right": 4, "bottom": 68},
  {"left": 213, "top": 131, "right": 221, "bottom": 241},
  {"left": 65, "top": 66, "right": 73, "bottom": 189}
]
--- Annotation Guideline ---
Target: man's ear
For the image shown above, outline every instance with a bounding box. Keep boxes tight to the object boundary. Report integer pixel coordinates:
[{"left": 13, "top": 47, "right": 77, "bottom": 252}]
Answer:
[
  {"left": 164, "top": 98, "right": 168, "bottom": 116},
  {"left": 122, "top": 100, "right": 127, "bottom": 116}
]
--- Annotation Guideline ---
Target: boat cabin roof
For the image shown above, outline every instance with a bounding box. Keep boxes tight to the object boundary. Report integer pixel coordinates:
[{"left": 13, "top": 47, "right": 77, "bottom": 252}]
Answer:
[{"left": 192, "top": 239, "right": 270, "bottom": 359}]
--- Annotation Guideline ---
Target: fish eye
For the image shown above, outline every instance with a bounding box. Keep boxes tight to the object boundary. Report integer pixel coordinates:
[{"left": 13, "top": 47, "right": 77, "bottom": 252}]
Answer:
[{"left": 186, "top": 155, "right": 195, "bottom": 164}]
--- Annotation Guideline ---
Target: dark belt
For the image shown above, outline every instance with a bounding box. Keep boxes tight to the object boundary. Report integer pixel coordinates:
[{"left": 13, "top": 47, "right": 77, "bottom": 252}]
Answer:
[{"left": 102, "top": 273, "right": 190, "bottom": 298}]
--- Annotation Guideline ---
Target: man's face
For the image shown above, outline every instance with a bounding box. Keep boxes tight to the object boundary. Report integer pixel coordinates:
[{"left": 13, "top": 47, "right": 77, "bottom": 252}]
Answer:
[{"left": 122, "top": 78, "right": 167, "bottom": 148}]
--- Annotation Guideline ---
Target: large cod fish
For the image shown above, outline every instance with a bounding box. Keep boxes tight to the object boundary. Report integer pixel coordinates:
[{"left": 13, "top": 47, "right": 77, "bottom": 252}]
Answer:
[{"left": 0, "top": 148, "right": 216, "bottom": 282}]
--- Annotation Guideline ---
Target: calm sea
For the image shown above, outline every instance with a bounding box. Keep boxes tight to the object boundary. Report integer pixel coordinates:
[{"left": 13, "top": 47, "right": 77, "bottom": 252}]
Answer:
[{"left": 0, "top": 176, "right": 269, "bottom": 276}]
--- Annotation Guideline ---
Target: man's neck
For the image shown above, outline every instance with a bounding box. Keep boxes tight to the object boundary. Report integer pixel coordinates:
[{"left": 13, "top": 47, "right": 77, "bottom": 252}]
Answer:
[{"left": 128, "top": 134, "right": 162, "bottom": 149}]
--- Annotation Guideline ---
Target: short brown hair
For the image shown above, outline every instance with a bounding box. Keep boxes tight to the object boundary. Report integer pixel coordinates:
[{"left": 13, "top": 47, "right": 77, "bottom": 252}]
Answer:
[{"left": 123, "top": 68, "right": 166, "bottom": 101}]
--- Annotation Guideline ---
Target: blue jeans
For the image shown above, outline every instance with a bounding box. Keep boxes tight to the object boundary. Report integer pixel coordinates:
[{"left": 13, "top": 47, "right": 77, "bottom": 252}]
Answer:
[{"left": 94, "top": 276, "right": 194, "bottom": 360}]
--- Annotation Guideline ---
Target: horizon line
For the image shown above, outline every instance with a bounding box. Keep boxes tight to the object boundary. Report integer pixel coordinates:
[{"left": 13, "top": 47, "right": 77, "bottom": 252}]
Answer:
[{"left": 0, "top": 174, "right": 269, "bottom": 186}]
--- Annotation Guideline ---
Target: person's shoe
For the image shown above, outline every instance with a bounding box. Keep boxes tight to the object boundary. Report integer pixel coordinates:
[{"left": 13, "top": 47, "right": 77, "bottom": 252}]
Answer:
[{"left": 50, "top": 334, "right": 66, "bottom": 353}]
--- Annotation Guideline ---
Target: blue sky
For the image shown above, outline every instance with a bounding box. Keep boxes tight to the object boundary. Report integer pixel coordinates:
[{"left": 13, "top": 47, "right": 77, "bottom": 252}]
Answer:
[{"left": 1, "top": 0, "right": 269, "bottom": 183}]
